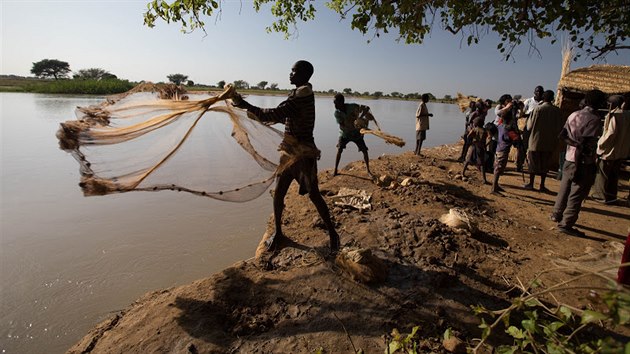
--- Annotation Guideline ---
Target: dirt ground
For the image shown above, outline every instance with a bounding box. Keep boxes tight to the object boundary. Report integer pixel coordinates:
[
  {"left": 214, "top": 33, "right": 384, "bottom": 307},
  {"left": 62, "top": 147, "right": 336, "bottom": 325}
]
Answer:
[{"left": 68, "top": 144, "right": 630, "bottom": 354}]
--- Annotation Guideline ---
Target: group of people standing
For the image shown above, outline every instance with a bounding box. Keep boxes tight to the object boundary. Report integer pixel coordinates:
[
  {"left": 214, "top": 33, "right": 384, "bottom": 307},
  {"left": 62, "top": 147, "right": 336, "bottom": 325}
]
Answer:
[
  {"left": 457, "top": 86, "right": 630, "bottom": 237},
  {"left": 232, "top": 59, "right": 629, "bottom": 256}
]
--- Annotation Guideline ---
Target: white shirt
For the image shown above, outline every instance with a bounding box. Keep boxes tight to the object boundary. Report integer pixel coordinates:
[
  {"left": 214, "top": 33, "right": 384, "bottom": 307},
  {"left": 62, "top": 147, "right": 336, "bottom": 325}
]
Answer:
[{"left": 523, "top": 96, "right": 541, "bottom": 116}]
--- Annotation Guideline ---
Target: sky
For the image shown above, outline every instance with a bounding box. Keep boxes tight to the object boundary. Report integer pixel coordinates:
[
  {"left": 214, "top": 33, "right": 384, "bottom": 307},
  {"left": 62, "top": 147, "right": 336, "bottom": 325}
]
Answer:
[{"left": 2, "top": 0, "right": 629, "bottom": 99}]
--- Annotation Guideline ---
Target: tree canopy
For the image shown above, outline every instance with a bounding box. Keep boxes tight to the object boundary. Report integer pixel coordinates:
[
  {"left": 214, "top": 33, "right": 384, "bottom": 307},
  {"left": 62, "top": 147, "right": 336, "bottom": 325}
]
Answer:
[
  {"left": 144, "top": 0, "right": 629, "bottom": 60},
  {"left": 74, "top": 68, "right": 117, "bottom": 80},
  {"left": 31, "top": 59, "right": 71, "bottom": 80},
  {"left": 233, "top": 80, "right": 250, "bottom": 89},
  {"left": 167, "top": 73, "right": 188, "bottom": 85}
]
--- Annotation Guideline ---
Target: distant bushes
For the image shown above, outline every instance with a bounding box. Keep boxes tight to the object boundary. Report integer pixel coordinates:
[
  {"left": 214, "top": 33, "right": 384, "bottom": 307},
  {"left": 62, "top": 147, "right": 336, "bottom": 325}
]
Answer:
[{"left": 24, "top": 79, "right": 135, "bottom": 94}]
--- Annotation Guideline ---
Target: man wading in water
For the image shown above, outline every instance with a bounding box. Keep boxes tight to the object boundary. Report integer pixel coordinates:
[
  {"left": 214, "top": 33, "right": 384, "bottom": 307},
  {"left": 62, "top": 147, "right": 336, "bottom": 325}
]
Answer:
[{"left": 232, "top": 60, "right": 341, "bottom": 254}]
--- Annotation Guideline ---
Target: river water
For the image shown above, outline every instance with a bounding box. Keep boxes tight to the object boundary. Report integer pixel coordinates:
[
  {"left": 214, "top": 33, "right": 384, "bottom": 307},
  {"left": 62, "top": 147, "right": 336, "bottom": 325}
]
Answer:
[{"left": 0, "top": 92, "right": 464, "bottom": 353}]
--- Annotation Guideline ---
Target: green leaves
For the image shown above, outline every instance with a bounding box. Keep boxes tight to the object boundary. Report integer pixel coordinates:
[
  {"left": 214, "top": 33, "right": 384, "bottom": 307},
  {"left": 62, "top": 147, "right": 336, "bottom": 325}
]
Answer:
[
  {"left": 472, "top": 275, "right": 629, "bottom": 354},
  {"left": 31, "top": 59, "right": 72, "bottom": 80},
  {"left": 506, "top": 326, "right": 525, "bottom": 339},
  {"left": 142, "top": 0, "right": 630, "bottom": 59},
  {"left": 386, "top": 326, "right": 420, "bottom": 354},
  {"left": 580, "top": 310, "right": 607, "bottom": 324},
  {"left": 557, "top": 305, "right": 573, "bottom": 321},
  {"left": 443, "top": 327, "right": 452, "bottom": 340}
]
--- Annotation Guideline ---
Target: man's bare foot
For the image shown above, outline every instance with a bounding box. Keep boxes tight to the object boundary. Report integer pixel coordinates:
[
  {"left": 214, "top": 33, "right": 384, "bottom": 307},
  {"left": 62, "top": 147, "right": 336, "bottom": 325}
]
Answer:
[
  {"left": 263, "top": 231, "right": 291, "bottom": 251},
  {"left": 333, "top": 170, "right": 339, "bottom": 176},
  {"left": 255, "top": 231, "right": 287, "bottom": 260}
]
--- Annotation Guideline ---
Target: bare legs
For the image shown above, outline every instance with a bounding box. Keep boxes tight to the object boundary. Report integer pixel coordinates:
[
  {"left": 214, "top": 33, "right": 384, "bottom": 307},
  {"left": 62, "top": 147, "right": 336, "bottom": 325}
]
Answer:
[
  {"left": 266, "top": 173, "right": 292, "bottom": 249},
  {"left": 362, "top": 150, "right": 373, "bottom": 178},
  {"left": 333, "top": 148, "right": 342, "bottom": 176},
  {"left": 524, "top": 173, "right": 548, "bottom": 192},
  {"left": 462, "top": 162, "right": 488, "bottom": 184},
  {"left": 491, "top": 171, "right": 504, "bottom": 194},
  {"left": 333, "top": 147, "right": 373, "bottom": 178},
  {"left": 266, "top": 171, "right": 339, "bottom": 253},
  {"left": 308, "top": 189, "right": 340, "bottom": 252}
]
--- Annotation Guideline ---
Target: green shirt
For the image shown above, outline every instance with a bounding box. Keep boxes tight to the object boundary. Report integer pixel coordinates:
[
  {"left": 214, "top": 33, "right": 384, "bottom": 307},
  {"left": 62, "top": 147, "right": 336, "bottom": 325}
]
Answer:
[{"left": 335, "top": 103, "right": 364, "bottom": 139}]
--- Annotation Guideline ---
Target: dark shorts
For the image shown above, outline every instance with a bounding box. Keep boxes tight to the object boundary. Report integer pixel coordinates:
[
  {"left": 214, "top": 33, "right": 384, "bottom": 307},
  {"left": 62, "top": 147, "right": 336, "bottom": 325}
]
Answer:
[
  {"left": 494, "top": 151, "right": 509, "bottom": 175},
  {"left": 527, "top": 151, "right": 552, "bottom": 175},
  {"left": 416, "top": 130, "right": 427, "bottom": 142},
  {"left": 278, "top": 154, "right": 319, "bottom": 195},
  {"left": 338, "top": 134, "right": 368, "bottom": 152}
]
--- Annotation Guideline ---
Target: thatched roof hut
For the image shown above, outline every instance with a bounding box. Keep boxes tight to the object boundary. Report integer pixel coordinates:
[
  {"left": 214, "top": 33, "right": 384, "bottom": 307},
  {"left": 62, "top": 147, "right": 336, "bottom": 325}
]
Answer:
[
  {"left": 558, "top": 64, "right": 630, "bottom": 95},
  {"left": 549, "top": 57, "right": 630, "bottom": 172},
  {"left": 556, "top": 64, "right": 630, "bottom": 119}
]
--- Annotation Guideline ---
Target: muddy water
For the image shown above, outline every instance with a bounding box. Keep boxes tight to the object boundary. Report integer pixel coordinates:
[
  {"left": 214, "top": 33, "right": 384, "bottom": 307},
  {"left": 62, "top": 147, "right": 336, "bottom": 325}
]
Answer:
[{"left": 0, "top": 92, "right": 465, "bottom": 353}]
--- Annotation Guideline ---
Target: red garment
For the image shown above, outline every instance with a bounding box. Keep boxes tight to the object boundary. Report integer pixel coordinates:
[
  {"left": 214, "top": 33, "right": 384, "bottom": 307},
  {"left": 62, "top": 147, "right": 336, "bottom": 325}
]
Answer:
[{"left": 618, "top": 232, "right": 630, "bottom": 285}]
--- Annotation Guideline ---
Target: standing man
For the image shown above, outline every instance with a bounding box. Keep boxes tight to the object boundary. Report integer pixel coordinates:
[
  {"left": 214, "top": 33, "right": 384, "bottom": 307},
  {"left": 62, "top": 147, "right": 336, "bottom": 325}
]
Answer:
[
  {"left": 551, "top": 90, "right": 606, "bottom": 237},
  {"left": 232, "top": 60, "right": 340, "bottom": 253},
  {"left": 523, "top": 90, "right": 563, "bottom": 192},
  {"left": 518, "top": 86, "right": 545, "bottom": 172},
  {"left": 591, "top": 95, "right": 630, "bottom": 204},
  {"left": 523, "top": 86, "right": 545, "bottom": 119},
  {"left": 415, "top": 93, "right": 434, "bottom": 155},
  {"left": 333, "top": 93, "right": 374, "bottom": 177}
]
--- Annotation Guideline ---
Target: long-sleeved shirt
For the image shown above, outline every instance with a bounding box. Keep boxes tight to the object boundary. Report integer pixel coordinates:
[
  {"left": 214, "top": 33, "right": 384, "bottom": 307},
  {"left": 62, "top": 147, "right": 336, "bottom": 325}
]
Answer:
[
  {"left": 563, "top": 106, "right": 602, "bottom": 163},
  {"left": 527, "top": 102, "right": 563, "bottom": 152},
  {"left": 415, "top": 101, "right": 430, "bottom": 131},
  {"left": 242, "top": 84, "right": 316, "bottom": 145},
  {"left": 597, "top": 108, "right": 630, "bottom": 160}
]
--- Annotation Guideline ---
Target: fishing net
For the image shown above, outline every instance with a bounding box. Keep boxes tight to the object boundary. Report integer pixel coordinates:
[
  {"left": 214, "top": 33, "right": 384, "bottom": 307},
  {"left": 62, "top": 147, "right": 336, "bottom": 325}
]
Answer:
[
  {"left": 361, "top": 128, "right": 405, "bottom": 147},
  {"left": 57, "top": 83, "right": 283, "bottom": 202},
  {"left": 457, "top": 92, "right": 479, "bottom": 112},
  {"left": 356, "top": 110, "right": 405, "bottom": 147}
]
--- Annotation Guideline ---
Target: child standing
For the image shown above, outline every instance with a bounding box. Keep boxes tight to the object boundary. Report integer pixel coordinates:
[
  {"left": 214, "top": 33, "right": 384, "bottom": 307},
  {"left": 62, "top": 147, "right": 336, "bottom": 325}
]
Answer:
[
  {"left": 462, "top": 117, "right": 489, "bottom": 184},
  {"left": 491, "top": 112, "right": 521, "bottom": 195}
]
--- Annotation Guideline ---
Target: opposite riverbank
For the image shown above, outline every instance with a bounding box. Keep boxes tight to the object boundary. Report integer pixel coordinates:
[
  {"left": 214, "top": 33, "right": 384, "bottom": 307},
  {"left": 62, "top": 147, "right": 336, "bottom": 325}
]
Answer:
[
  {"left": 0, "top": 75, "right": 457, "bottom": 104},
  {"left": 66, "top": 144, "right": 629, "bottom": 353}
]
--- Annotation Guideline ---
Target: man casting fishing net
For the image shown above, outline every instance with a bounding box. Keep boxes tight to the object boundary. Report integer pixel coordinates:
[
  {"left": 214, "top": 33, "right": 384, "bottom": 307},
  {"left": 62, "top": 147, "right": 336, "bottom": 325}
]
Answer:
[
  {"left": 58, "top": 60, "right": 340, "bottom": 254},
  {"left": 231, "top": 60, "right": 341, "bottom": 253}
]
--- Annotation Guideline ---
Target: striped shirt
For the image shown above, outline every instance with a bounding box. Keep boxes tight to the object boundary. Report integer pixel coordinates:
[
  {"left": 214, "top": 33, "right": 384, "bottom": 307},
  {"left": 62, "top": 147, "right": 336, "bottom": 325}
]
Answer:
[{"left": 245, "top": 85, "right": 316, "bottom": 145}]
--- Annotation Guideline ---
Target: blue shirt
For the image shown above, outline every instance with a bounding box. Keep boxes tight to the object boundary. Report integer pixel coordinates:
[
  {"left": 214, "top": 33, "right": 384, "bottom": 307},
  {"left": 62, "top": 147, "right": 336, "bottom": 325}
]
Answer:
[{"left": 497, "top": 124, "right": 515, "bottom": 153}]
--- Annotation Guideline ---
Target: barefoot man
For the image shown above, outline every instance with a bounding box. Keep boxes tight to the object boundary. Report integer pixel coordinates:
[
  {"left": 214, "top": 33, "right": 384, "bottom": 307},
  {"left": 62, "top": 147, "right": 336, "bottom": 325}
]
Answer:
[
  {"left": 232, "top": 60, "right": 340, "bottom": 254},
  {"left": 333, "top": 93, "right": 374, "bottom": 178}
]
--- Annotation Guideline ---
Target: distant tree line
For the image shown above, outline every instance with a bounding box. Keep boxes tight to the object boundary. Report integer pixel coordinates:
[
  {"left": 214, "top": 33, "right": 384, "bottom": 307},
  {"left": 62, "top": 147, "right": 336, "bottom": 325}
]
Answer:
[
  {"left": 28, "top": 58, "right": 133, "bottom": 94},
  {"left": 28, "top": 59, "right": 455, "bottom": 100}
]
